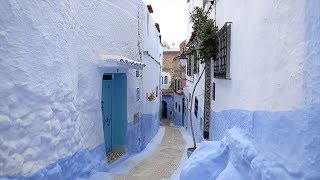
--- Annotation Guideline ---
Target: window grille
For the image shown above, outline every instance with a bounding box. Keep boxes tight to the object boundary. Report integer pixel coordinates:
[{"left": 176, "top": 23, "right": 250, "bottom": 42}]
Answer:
[
  {"left": 194, "top": 97, "right": 198, "bottom": 117},
  {"left": 193, "top": 53, "right": 199, "bottom": 74},
  {"left": 212, "top": 82, "right": 215, "bottom": 100},
  {"left": 214, "top": 22, "right": 231, "bottom": 79},
  {"left": 187, "top": 55, "right": 192, "bottom": 76}
]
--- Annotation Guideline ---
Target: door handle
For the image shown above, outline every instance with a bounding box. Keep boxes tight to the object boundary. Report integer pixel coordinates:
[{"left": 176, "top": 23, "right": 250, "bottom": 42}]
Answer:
[
  {"left": 107, "top": 117, "right": 111, "bottom": 126},
  {"left": 101, "top": 101, "right": 104, "bottom": 111}
]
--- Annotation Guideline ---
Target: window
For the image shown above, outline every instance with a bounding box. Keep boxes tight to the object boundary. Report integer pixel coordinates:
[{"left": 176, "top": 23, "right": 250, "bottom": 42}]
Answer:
[
  {"left": 175, "top": 102, "right": 177, "bottom": 109},
  {"left": 214, "top": 22, "right": 231, "bottom": 79},
  {"left": 161, "top": 76, "right": 163, "bottom": 84},
  {"left": 193, "top": 53, "right": 199, "bottom": 74},
  {"left": 194, "top": 97, "right": 198, "bottom": 117},
  {"left": 164, "top": 76, "right": 168, "bottom": 84},
  {"left": 136, "top": 88, "right": 140, "bottom": 101},
  {"left": 179, "top": 105, "right": 181, "bottom": 112},
  {"left": 174, "top": 79, "right": 177, "bottom": 90},
  {"left": 177, "top": 80, "right": 180, "bottom": 90},
  {"left": 182, "top": 98, "right": 185, "bottom": 114},
  {"left": 212, "top": 82, "right": 215, "bottom": 101},
  {"left": 187, "top": 55, "right": 192, "bottom": 76},
  {"left": 156, "top": 86, "right": 158, "bottom": 97}
]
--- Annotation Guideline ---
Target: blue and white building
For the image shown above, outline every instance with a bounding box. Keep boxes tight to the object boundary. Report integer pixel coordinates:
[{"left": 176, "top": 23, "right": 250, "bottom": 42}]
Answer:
[
  {"left": 0, "top": 0, "right": 162, "bottom": 179},
  {"left": 182, "top": 0, "right": 320, "bottom": 178}
]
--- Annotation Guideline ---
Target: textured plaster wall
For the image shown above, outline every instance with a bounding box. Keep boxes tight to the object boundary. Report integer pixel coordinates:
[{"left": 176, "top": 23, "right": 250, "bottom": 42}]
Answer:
[
  {"left": 0, "top": 0, "right": 161, "bottom": 178},
  {"left": 173, "top": 93, "right": 184, "bottom": 126},
  {"left": 303, "top": 0, "right": 320, "bottom": 106},
  {"left": 161, "top": 71, "right": 172, "bottom": 90},
  {"left": 207, "top": 0, "right": 320, "bottom": 178},
  {"left": 211, "top": 0, "right": 304, "bottom": 112},
  {"left": 142, "top": 56, "right": 161, "bottom": 114}
]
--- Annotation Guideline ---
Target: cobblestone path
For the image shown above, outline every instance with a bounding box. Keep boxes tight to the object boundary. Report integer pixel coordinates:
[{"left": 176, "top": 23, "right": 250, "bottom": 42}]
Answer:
[{"left": 114, "top": 124, "right": 185, "bottom": 180}]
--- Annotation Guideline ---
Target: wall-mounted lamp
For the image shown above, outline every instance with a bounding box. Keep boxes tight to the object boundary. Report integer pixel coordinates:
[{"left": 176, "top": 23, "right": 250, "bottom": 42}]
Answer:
[{"left": 179, "top": 54, "right": 188, "bottom": 68}]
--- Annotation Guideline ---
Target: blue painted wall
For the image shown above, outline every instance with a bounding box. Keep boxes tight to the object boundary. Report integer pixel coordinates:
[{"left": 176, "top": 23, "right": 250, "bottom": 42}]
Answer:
[
  {"left": 207, "top": 3, "right": 320, "bottom": 175},
  {"left": 209, "top": 105, "right": 320, "bottom": 174},
  {"left": 173, "top": 93, "right": 184, "bottom": 126},
  {"left": 1, "top": 112, "right": 160, "bottom": 180},
  {"left": 2, "top": 144, "right": 108, "bottom": 180},
  {"left": 127, "top": 113, "right": 160, "bottom": 153},
  {"left": 184, "top": 106, "right": 204, "bottom": 143},
  {"left": 162, "top": 95, "right": 173, "bottom": 119}
]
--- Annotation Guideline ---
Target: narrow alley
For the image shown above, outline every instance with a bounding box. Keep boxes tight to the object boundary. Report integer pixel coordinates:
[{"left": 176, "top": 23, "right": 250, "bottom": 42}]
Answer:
[
  {"left": 114, "top": 120, "right": 185, "bottom": 179},
  {"left": 0, "top": 0, "right": 319, "bottom": 179}
]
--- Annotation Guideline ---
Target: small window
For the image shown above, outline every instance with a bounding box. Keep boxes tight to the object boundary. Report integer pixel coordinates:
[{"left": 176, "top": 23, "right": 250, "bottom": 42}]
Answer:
[
  {"left": 212, "top": 82, "right": 215, "bottom": 101},
  {"left": 177, "top": 80, "right": 180, "bottom": 90},
  {"left": 187, "top": 55, "right": 192, "bottom": 76},
  {"left": 179, "top": 105, "right": 181, "bottom": 112},
  {"left": 175, "top": 102, "right": 177, "bottom": 109},
  {"left": 156, "top": 86, "right": 158, "bottom": 97},
  {"left": 193, "top": 53, "right": 199, "bottom": 74},
  {"left": 162, "top": 76, "right": 163, "bottom": 84},
  {"left": 164, "top": 76, "right": 168, "bottom": 84},
  {"left": 182, "top": 98, "right": 185, "bottom": 114},
  {"left": 194, "top": 97, "right": 198, "bottom": 117},
  {"left": 136, "top": 88, "right": 140, "bottom": 101}
]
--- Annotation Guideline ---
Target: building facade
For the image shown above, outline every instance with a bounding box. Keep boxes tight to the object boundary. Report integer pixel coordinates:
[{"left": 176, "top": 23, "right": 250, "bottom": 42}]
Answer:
[
  {"left": 0, "top": 0, "right": 162, "bottom": 179},
  {"left": 182, "top": 0, "right": 320, "bottom": 178},
  {"left": 172, "top": 41, "right": 187, "bottom": 127},
  {"left": 161, "top": 50, "right": 180, "bottom": 120}
]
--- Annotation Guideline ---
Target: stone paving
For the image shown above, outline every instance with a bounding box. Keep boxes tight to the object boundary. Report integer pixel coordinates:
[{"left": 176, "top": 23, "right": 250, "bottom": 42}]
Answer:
[{"left": 114, "top": 119, "right": 185, "bottom": 180}]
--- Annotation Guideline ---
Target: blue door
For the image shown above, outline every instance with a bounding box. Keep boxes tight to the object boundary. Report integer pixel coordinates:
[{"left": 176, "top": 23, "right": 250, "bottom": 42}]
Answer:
[{"left": 102, "top": 75, "right": 113, "bottom": 153}]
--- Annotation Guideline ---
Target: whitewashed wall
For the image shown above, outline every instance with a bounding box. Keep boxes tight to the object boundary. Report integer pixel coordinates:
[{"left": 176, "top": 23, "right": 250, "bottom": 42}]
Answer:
[
  {"left": 210, "top": 0, "right": 304, "bottom": 112},
  {"left": 161, "top": 72, "right": 172, "bottom": 90},
  {"left": 0, "top": 0, "right": 161, "bottom": 177}
]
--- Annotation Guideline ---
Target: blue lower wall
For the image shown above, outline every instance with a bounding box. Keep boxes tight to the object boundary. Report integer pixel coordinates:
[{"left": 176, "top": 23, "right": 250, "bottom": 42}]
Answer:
[
  {"left": 2, "top": 144, "right": 108, "bottom": 180},
  {"left": 184, "top": 107, "right": 204, "bottom": 143},
  {"left": 1, "top": 113, "right": 160, "bottom": 180},
  {"left": 127, "top": 113, "right": 160, "bottom": 153},
  {"left": 209, "top": 104, "right": 320, "bottom": 174},
  {"left": 173, "top": 93, "right": 184, "bottom": 127}
]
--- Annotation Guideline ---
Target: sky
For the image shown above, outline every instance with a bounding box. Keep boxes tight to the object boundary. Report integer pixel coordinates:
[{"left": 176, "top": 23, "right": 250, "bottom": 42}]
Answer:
[{"left": 143, "top": 0, "right": 188, "bottom": 48}]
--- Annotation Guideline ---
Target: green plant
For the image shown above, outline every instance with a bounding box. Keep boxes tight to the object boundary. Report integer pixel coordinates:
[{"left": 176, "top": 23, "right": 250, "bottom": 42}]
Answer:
[
  {"left": 186, "top": 7, "right": 219, "bottom": 63},
  {"left": 186, "top": 7, "right": 219, "bottom": 150}
]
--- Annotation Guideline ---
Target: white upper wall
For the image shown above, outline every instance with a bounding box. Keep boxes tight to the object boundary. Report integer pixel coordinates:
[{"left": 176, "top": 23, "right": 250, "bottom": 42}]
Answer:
[
  {"left": 142, "top": 4, "right": 161, "bottom": 62},
  {"left": 161, "top": 72, "right": 172, "bottom": 90},
  {"left": 209, "top": 0, "right": 304, "bottom": 111}
]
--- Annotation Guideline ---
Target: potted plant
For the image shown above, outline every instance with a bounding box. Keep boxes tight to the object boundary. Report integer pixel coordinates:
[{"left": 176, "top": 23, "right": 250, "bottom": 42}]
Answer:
[
  {"left": 147, "top": 91, "right": 156, "bottom": 101},
  {"left": 185, "top": 7, "right": 219, "bottom": 157}
]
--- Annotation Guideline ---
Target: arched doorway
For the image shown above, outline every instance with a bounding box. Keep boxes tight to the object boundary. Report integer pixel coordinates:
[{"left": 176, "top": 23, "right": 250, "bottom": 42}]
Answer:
[{"left": 162, "top": 100, "right": 167, "bottom": 118}]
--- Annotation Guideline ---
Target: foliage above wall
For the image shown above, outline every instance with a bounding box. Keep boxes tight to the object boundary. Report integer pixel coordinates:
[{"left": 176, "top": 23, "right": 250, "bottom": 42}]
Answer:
[{"left": 186, "top": 7, "right": 219, "bottom": 63}]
